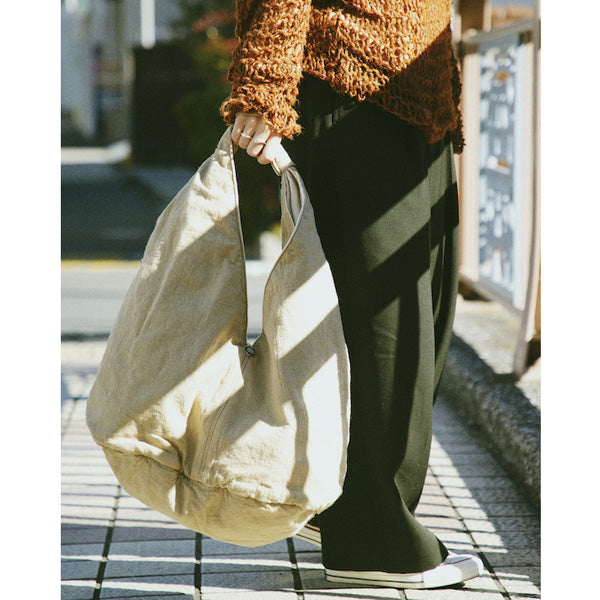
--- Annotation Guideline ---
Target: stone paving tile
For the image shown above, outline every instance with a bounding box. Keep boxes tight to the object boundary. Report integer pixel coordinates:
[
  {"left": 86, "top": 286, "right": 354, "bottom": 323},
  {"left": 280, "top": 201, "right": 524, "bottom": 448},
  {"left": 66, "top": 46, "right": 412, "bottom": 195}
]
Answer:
[
  {"left": 293, "top": 550, "right": 324, "bottom": 568},
  {"left": 111, "top": 523, "right": 196, "bottom": 543},
  {"left": 465, "top": 515, "right": 540, "bottom": 533},
  {"left": 428, "top": 530, "right": 476, "bottom": 550},
  {"left": 107, "top": 539, "right": 197, "bottom": 559},
  {"left": 201, "top": 593, "right": 297, "bottom": 600},
  {"left": 480, "top": 549, "right": 541, "bottom": 569},
  {"left": 454, "top": 503, "right": 537, "bottom": 519},
  {"left": 450, "top": 487, "right": 527, "bottom": 505},
  {"left": 62, "top": 504, "right": 116, "bottom": 522},
  {"left": 99, "top": 574, "right": 195, "bottom": 598},
  {"left": 495, "top": 567, "right": 541, "bottom": 592},
  {"left": 435, "top": 475, "right": 522, "bottom": 491},
  {"left": 303, "top": 588, "right": 401, "bottom": 599},
  {"left": 416, "top": 515, "right": 464, "bottom": 532},
  {"left": 61, "top": 579, "right": 100, "bottom": 600},
  {"left": 118, "top": 494, "right": 159, "bottom": 509},
  {"left": 100, "top": 597, "right": 194, "bottom": 600},
  {"left": 62, "top": 525, "right": 110, "bottom": 545},
  {"left": 62, "top": 465, "right": 116, "bottom": 478},
  {"left": 62, "top": 494, "right": 118, "bottom": 508},
  {"left": 63, "top": 517, "right": 114, "bottom": 530},
  {"left": 431, "top": 454, "right": 502, "bottom": 469},
  {"left": 201, "top": 569, "right": 296, "bottom": 593},
  {"left": 104, "top": 555, "right": 196, "bottom": 578},
  {"left": 404, "top": 589, "right": 503, "bottom": 600},
  {"left": 201, "top": 553, "right": 292, "bottom": 573},
  {"left": 61, "top": 557, "right": 103, "bottom": 581},
  {"left": 61, "top": 542, "right": 106, "bottom": 560},
  {"left": 470, "top": 530, "right": 539, "bottom": 550},
  {"left": 202, "top": 537, "right": 290, "bottom": 556},
  {"left": 429, "top": 463, "right": 508, "bottom": 478},
  {"left": 410, "top": 502, "right": 456, "bottom": 519},
  {"left": 291, "top": 538, "right": 320, "bottom": 553},
  {"left": 114, "top": 507, "right": 181, "bottom": 523},
  {"left": 61, "top": 341, "right": 540, "bottom": 600},
  {"left": 62, "top": 472, "right": 121, "bottom": 486},
  {"left": 62, "top": 486, "right": 120, "bottom": 500}
]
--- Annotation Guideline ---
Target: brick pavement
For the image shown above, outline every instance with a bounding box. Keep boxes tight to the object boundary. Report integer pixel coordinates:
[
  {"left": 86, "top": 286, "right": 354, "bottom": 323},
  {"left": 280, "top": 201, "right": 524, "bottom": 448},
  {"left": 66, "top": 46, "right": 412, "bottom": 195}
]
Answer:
[{"left": 61, "top": 340, "right": 540, "bottom": 600}]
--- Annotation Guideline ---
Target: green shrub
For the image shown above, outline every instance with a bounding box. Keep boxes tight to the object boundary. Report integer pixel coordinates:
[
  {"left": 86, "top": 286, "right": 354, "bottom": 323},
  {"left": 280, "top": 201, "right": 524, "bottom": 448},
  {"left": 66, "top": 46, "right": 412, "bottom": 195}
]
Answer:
[{"left": 172, "top": 5, "right": 281, "bottom": 253}]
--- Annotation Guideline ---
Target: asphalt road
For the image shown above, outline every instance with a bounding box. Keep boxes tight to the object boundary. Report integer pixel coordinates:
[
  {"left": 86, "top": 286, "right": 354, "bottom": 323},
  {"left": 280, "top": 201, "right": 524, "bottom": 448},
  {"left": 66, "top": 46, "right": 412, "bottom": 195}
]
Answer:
[
  {"left": 61, "top": 163, "right": 165, "bottom": 260},
  {"left": 61, "top": 260, "right": 271, "bottom": 339}
]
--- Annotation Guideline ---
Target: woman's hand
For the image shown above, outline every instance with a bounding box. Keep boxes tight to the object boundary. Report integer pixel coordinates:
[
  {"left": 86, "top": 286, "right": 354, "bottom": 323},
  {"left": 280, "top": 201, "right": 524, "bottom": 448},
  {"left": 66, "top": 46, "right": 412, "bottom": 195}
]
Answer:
[{"left": 231, "top": 112, "right": 283, "bottom": 165}]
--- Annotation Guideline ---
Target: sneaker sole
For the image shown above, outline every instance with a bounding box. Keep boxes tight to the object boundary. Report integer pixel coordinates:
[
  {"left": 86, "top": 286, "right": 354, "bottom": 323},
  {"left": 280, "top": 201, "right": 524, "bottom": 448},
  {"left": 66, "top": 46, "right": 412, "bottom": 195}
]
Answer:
[
  {"left": 325, "top": 555, "right": 485, "bottom": 589},
  {"left": 294, "top": 525, "right": 321, "bottom": 548}
]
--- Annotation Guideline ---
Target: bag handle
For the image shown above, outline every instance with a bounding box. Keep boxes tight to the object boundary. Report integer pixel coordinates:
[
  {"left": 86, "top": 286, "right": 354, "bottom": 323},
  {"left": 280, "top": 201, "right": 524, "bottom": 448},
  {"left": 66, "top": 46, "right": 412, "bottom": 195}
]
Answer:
[{"left": 271, "top": 146, "right": 294, "bottom": 176}]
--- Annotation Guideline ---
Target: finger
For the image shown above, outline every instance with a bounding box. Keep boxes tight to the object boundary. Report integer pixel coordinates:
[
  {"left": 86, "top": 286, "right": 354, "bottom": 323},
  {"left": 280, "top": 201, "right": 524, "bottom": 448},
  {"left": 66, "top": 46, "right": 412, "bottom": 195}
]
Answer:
[
  {"left": 257, "top": 134, "right": 283, "bottom": 165},
  {"left": 246, "top": 121, "right": 272, "bottom": 157},
  {"left": 246, "top": 137, "right": 266, "bottom": 158},
  {"left": 238, "top": 118, "right": 261, "bottom": 150},
  {"left": 231, "top": 113, "right": 257, "bottom": 146},
  {"left": 231, "top": 114, "right": 249, "bottom": 145}
]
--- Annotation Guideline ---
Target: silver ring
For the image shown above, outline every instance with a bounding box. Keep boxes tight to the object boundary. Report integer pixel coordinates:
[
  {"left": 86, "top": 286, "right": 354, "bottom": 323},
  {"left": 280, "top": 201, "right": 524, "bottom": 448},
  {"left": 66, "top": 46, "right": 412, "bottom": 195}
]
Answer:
[{"left": 240, "top": 133, "right": 252, "bottom": 139}]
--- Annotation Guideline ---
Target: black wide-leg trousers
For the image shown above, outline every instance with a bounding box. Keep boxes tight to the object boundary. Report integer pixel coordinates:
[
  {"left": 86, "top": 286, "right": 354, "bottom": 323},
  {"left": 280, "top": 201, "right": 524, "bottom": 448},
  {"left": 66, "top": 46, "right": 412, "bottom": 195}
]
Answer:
[{"left": 286, "top": 76, "right": 460, "bottom": 574}]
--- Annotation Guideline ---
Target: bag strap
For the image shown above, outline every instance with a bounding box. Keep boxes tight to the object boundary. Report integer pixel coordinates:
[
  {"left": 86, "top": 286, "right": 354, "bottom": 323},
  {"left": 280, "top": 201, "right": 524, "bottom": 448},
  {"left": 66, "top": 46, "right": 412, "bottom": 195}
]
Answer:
[{"left": 271, "top": 147, "right": 294, "bottom": 176}]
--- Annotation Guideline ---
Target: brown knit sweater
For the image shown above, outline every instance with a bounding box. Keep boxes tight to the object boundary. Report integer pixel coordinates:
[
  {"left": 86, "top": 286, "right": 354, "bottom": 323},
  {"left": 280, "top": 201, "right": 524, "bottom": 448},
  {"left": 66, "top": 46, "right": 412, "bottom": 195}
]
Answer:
[{"left": 221, "top": 0, "right": 464, "bottom": 152}]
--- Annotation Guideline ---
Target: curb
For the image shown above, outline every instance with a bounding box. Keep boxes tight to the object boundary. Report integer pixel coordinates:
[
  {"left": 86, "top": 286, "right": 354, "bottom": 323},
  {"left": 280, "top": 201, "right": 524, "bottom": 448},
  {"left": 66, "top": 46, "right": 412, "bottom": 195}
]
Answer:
[{"left": 439, "top": 334, "right": 541, "bottom": 510}]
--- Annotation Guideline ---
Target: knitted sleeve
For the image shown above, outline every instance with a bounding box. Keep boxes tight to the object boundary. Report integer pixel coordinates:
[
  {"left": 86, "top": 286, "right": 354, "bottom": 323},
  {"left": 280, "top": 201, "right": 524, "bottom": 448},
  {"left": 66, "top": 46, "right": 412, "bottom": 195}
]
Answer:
[{"left": 220, "top": 0, "right": 311, "bottom": 138}]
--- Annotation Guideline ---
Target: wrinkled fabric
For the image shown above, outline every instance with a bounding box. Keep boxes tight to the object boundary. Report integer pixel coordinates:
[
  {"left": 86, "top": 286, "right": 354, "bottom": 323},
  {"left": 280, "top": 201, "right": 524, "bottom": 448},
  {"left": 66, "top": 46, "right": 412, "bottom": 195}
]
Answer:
[{"left": 86, "top": 128, "right": 350, "bottom": 547}]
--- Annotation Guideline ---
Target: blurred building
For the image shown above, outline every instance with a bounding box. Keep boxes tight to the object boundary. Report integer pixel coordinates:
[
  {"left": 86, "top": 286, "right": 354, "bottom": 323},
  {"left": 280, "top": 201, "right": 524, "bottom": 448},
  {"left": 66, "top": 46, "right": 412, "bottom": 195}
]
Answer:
[
  {"left": 456, "top": 0, "right": 534, "bottom": 31},
  {"left": 61, "top": 0, "right": 181, "bottom": 145}
]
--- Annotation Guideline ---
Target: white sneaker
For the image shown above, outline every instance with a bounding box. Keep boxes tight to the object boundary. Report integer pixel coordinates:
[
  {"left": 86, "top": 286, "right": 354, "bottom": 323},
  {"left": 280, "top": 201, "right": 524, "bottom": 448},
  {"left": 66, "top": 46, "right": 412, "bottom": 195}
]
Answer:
[
  {"left": 294, "top": 523, "right": 322, "bottom": 547},
  {"left": 325, "top": 552, "right": 485, "bottom": 589}
]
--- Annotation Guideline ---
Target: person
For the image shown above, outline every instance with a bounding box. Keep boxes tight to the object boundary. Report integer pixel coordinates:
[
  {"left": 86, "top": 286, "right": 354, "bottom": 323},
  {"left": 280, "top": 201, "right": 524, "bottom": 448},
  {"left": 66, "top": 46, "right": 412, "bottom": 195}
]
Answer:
[{"left": 220, "top": 0, "right": 484, "bottom": 590}]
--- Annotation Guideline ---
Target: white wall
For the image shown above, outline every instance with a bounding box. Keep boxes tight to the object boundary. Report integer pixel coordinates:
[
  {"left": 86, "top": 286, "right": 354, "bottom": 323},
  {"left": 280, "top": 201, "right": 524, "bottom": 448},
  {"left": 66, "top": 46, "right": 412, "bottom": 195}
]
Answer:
[{"left": 61, "top": 4, "right": 95, "bottom": 137}]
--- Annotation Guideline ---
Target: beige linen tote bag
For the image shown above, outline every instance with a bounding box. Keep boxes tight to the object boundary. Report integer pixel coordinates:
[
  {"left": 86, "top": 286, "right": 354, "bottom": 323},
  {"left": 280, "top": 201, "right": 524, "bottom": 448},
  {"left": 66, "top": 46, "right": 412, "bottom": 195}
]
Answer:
[{"left": 86, "top": 128, "right": 350, "bottom": 547}]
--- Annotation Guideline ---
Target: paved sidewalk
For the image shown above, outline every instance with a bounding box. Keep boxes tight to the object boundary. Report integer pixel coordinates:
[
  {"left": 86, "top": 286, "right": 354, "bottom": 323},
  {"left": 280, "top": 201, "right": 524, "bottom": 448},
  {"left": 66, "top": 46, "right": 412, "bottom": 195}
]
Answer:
[{"left": 62, "top": 341, "right": 540, "bottom": 600}]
